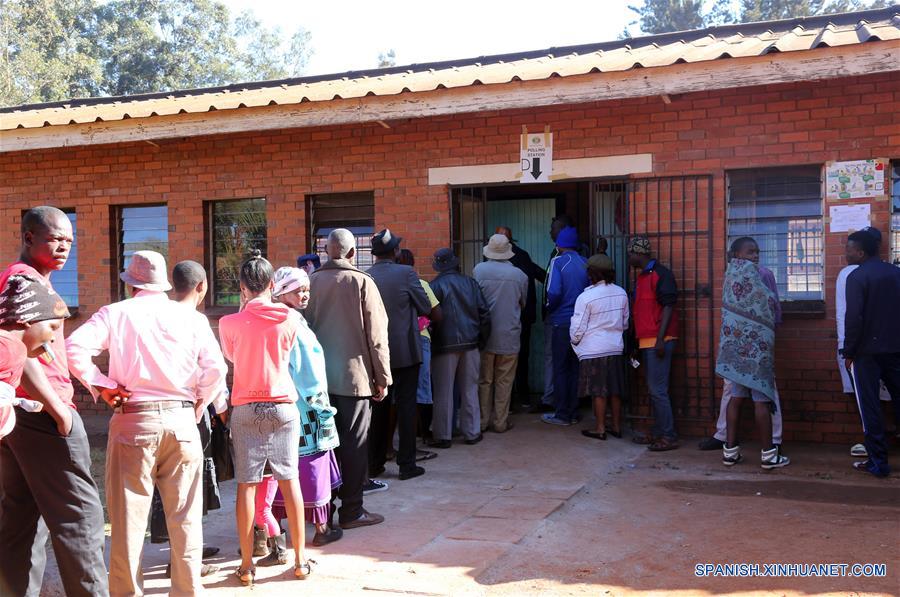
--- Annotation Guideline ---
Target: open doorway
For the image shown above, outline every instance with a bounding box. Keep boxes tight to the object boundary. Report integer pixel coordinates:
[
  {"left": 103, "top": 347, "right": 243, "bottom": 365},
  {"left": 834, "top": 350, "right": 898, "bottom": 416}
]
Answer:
[{"left": 450, "top": 181, "right": 595, "bottom": 396}]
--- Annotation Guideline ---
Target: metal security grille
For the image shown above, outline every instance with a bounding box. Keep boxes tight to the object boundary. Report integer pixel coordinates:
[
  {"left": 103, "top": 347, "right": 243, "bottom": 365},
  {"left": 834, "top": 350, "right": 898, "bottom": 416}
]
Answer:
[{"left": 591, "top": 176, "right": 716, "bottom": 420}]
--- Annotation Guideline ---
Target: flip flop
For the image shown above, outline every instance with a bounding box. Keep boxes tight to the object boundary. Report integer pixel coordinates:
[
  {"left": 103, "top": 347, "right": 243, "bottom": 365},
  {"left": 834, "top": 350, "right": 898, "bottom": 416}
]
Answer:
[
  {"left": 581, "top": 430, "right": 607, "bottom": 440},
  {"left": 607, "top": 428, "right": 622, "bottom": 439},
  {"left": 416, "top": 449, "right": 437, "bottom": 461}
]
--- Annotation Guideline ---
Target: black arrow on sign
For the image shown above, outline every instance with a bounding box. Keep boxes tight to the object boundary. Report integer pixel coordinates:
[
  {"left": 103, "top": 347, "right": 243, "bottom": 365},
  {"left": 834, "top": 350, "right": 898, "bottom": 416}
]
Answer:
[{"left": 531, "top": 157, "right": 542, "bottom": 180}]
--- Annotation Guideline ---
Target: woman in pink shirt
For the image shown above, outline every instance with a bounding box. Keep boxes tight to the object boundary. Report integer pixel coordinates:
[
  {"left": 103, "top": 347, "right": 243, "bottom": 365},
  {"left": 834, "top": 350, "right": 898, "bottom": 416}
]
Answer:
[{"left": 219, "top": 251, "right": 312, "bottom": 585}]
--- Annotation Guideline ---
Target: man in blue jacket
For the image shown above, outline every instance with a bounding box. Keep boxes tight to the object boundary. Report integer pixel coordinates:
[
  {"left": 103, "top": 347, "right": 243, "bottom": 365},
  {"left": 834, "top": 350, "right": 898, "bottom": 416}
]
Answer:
[
  {"left": 542, "top": 226, "right": 589, "bottom": 426},
  {"left": 842, "top": 227, "right": 900, "bottom": 478}
]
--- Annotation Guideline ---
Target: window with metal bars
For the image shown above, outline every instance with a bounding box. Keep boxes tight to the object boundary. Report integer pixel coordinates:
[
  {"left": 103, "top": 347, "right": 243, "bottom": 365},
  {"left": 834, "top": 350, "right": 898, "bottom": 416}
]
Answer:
[
  {"left": 726, "top": 165, "right": 824, "bottom": 301},
  {"left": 50, "top": 210, "right": 78, "bottom": 307},
  {"left": 208, "top": 198, "right": 267, "bottom": 306},
  {"left": 308, "top": 192, "right": 375, "bottom": 271},
  {"left": 114, "top": 205, "right": 169, "bottom": 300},
  {"left": 891, "top": 161, "right": 900, "bottom": 266}
]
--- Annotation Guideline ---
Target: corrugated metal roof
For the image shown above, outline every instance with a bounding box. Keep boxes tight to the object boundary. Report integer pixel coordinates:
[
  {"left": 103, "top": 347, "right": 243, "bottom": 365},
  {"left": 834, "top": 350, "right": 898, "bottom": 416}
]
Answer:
[{"left": 1, "top": 6, "right": 897, "bottom": 131}]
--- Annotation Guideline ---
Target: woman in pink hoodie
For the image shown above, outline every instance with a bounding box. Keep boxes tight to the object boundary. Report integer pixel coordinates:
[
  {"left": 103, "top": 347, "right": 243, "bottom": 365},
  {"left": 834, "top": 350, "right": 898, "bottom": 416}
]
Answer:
[{"left": 219, "top": 251, "right": 312, "bottom": 585}]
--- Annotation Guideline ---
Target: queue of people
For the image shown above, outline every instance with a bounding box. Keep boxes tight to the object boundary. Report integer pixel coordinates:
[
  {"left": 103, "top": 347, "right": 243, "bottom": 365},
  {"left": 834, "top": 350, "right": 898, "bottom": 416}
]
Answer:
[{"left": 0, "top": 206, "right": 898, "bottom": 596}]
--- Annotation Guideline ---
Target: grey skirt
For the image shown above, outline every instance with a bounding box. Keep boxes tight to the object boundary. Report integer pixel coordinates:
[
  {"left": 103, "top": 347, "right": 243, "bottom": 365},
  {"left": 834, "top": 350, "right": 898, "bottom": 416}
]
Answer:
[{"left": 231, "top": 402, "right": 300, "bottom": 483}]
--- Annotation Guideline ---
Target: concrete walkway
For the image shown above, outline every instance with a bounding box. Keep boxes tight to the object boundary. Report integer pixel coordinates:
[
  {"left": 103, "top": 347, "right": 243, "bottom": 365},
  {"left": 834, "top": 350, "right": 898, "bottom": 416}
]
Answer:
[{"left": 39, "top": 411, "right": 900, "bottom": 596}]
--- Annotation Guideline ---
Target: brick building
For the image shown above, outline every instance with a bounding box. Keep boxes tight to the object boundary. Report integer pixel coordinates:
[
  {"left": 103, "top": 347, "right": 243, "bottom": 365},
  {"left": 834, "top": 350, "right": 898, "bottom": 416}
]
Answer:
[{"left": 1, "top": 8, "right": 898, "bottom": 442}]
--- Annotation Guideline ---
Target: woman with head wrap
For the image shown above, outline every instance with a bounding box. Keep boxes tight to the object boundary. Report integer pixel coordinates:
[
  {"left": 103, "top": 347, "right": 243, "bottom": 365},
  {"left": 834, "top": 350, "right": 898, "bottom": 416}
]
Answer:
[{"left": 265, "top": 267, "right": 343, "bottom": 548}]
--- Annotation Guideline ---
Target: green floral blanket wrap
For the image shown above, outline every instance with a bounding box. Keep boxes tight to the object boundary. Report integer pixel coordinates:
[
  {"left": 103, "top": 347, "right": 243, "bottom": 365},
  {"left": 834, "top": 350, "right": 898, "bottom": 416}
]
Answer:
[{"left": 715, "top": 258, "right": 777, "bottom": 400}]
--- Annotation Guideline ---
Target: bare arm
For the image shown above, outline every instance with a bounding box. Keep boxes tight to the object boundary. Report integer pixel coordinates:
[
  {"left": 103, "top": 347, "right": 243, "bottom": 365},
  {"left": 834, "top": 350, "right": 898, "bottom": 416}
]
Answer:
[{"left": 20, "top": 359, "right": 72, "bottom": 436}]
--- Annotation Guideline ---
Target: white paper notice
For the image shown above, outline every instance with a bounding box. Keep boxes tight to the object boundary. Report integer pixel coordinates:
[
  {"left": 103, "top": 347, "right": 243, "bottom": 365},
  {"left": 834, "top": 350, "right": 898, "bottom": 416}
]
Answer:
[{"left": 829, "top": 204, "right": 871, "bottom": 233}]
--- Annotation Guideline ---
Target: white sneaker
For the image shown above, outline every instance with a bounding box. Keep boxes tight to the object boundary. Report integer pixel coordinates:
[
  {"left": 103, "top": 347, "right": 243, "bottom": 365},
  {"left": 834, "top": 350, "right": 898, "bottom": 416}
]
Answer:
[
  {"left": 850, "top": 443, "right": 868, "bottom": 457},
  {"left": 761, "top": 446, "right": 790, "bottom": 469},
  {"left": 722, "top": 444, "right": 742, "bottom": 466}
]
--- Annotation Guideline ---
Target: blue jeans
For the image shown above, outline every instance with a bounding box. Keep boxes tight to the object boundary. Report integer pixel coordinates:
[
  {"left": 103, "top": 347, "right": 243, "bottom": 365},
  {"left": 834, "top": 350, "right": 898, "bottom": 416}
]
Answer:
[
  {"left": 642, "top": 340, "right": 677, "bottom": 441},
  {"left": 551, "top": 323, "right": 580, "bottom": 422},
  {"left": 416, "top": 336, "right": 433, "bottom": 405}
]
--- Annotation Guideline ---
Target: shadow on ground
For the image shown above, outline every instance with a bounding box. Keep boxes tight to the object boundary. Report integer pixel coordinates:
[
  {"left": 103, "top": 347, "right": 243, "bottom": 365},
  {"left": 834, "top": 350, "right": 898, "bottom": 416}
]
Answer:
[{"left": 36, "top": 409, "right": 900, "bottom": 596}]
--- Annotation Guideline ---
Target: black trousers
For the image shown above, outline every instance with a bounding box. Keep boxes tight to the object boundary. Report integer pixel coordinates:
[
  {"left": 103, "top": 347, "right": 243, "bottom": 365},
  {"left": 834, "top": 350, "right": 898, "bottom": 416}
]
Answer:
[
  {"left": 513, "top": 323, "right": 533, "bottom": 403},
  {"left": 0, "top": 410, "right": 109, "bottom": 597},
  {"left": 369, "top": 365, "right": 420, "bottom": 475},
  {"left": 331, "top": 394, "right": 372, "bottom": 524},
  {"left": 851, "top": 352, "right": 900, "bottom": 474}
]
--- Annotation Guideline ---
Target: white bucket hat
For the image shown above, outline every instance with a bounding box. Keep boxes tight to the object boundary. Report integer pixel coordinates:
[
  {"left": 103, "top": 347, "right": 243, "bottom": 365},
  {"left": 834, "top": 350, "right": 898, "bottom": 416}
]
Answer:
[
  {"left": 483, "top": 234, "right": 514, "bottom": 260},
  {"left": 119, "top": 250, "right": 172, "bottom": 292}
]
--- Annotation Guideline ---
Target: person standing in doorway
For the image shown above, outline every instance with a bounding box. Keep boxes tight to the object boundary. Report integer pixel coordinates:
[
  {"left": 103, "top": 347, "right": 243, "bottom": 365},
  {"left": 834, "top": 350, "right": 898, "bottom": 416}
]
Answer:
[
  {"left": 66, "top": 250, "right": 229, "bottom": 595},
  {"left": 0, "top": 206, "right": 109, "bottom": 597},
  {"left": 474, "top": 234, "right": 527, "bottom": 433},
  {"left": 541, "top": 226, "right": 589, "bottom": 426},
  {"left": 842, "top": 227, "right": 900, "bottom": 478},
  {"left": 296, "top": 254, "right": 321, "bottom": 276},
  {"left": 494, "top": 226, "right": 545, "bottom": 409},
  {"left": 367, "top": 229, "right": 432, "bottom": 481},
  {"left": 627, "top": 236, "right": 679, "bottom": 451},
  {"left": 428, "top": 249, "right": 491, "bottom": 447},
  {"left": 305, "top": 229, "right": 391, "bottom": 526}
]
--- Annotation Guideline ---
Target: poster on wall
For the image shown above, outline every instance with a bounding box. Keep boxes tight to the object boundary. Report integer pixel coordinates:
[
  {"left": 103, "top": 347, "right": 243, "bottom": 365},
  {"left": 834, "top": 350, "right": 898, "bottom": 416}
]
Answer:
[
  {"left": 829, "top": 204, "right": 871, "bottom": 233},
  {"left": 825, "top": 159, "right": 886, "bottom": 200}
]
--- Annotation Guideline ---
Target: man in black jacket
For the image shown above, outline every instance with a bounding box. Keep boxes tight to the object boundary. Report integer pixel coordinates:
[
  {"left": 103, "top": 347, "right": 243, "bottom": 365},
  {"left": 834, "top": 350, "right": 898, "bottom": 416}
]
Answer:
[
  {"left": 368, "top": 229, "right": 431, "bottom": 481},
  {"left": 842, "top": 227, "right": 900, "bottom": 478},
  {"left": 428, "top": 248, "right": 491, "bottom": 448}
]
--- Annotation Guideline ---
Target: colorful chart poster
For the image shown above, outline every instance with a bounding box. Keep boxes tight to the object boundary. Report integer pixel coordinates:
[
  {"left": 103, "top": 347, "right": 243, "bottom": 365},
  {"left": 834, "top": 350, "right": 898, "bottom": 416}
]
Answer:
[{"left": 825, "top": 159, "right": 886, "bottom": 200}]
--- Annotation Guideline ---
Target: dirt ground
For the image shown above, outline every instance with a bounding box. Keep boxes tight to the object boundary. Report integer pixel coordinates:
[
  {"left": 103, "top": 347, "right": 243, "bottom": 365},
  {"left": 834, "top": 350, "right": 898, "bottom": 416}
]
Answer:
[{"left": 37, "top": 410, "right": 900, "bottom": 596}]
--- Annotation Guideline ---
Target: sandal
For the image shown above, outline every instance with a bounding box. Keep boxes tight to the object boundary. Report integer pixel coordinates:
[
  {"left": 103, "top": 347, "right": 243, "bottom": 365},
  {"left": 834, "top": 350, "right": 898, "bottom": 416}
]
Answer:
[
  {"left": 631, "top": 434, "right": 655, "bottom": 445},
  {"left": 294, "top": 559, "right": 316, "bottom": 579},
  {"left": 581, "top": 430, "right": 607, "bottom": 440},
  {"left": 648, "top": 438, "right": 680, "bottom": 452},
  {"left": 235, "top": 566, "right": 255, "bottom": 587},
  {"left": 608, "top": 428, "right": 622, "bottom": 439}
]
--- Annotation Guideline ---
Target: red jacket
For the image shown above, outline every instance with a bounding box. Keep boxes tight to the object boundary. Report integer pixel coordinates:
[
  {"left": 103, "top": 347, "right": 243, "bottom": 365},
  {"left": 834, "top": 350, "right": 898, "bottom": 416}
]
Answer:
[{"left": 633, "top": 261, "right": 679, "bottom": 341}]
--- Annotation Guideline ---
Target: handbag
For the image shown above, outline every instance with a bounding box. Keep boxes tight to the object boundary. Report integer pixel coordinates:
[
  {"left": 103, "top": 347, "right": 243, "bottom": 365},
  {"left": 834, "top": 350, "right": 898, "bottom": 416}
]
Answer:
[{"left": 211, "top": 421, "right": 235, "bottom": 483}]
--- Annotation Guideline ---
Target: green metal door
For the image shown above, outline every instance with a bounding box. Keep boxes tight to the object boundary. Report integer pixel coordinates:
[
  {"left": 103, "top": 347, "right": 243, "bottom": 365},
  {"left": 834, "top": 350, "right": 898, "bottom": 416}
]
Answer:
[{"left": 487, "top": 198, "right": 556, "bottom": 393}]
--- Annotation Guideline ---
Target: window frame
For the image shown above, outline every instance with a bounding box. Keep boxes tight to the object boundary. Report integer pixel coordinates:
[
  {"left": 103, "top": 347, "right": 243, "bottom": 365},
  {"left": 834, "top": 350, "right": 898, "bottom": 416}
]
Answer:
[
  {"left": 205, "top": 197, "right": 268, "bottom": 309},
  {"left": 112, "top": 203, "right": 169, "bottom": 301},
  {"left": 725, "top": 164, "right": 826, "bottom": 311},
  {"left": 307, "top": 192, "right": 376, "bottom": 271},
  {"left": 890, "top": 160, "right": 900, "bottom": 266}
]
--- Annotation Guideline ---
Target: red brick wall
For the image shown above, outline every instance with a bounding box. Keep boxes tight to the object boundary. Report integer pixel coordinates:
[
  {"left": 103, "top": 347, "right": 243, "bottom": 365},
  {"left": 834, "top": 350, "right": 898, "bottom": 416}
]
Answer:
[{"left": 1, "top": 71, "right": 898, "bottom": 436}]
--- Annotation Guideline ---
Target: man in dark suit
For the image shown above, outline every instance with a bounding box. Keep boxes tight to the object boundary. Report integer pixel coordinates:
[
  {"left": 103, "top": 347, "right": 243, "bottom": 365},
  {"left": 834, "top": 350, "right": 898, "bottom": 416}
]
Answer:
[
  {"left": 368, "top": 229, "right": 432, "bottom": 481},
  {"left": 495, "top": 226, "right": 545, "bottom": 409},
  {"left": 842, "top": 227, "right": 900, "bottom": 478}
]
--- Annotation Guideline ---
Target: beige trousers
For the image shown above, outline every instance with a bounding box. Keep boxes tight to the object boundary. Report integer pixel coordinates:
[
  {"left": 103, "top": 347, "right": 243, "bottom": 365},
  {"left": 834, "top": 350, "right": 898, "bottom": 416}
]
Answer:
[
  {"left": 106, "top": 405, "right": 203, "bottom": 597},
  {"left": 478, "top": 352, "right": 519, "bottom": 432}
]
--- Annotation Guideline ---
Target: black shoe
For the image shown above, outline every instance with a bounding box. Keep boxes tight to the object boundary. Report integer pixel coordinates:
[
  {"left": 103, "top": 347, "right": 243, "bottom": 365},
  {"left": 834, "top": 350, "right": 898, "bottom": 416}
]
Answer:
[
  {"left": 312, "top": 527, "right": 343, "bottom": 546},
  {"left": 362, "top": 479, "right": 389, "bottom": 494},
  {"left": 399, "top": 465, "right": 425, "bottom": 480},
  {"left": 698, "top": 437, "right": 725, "bottom": 451},
  {"left": 529, "top": 403, "right": 554, "bottom": 414},
  {"left": 369, "top": 465, "right": 386, "bottom": 478},
  {"left": 202, "top": 546, "right": 220, "bottom": 559},
  {"left": 340, "top": 509, "right": 385, "bottom": 529},
  {"left": 464, "top": 433, "right": 484, "bottom": 445},
  {"left": 427, "top": 439, "right": 452, "bottom": 449}
]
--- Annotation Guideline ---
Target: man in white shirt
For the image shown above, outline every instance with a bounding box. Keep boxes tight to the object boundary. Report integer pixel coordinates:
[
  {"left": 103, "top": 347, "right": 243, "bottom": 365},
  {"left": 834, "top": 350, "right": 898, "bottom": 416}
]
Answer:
[{"left": 66, "top": 251, "right": 227, "bottom": 597}]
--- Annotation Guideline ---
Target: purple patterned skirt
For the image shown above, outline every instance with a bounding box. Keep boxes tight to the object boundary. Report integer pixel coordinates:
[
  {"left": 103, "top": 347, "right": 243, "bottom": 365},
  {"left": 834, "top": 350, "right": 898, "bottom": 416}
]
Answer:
[{"left": 272, "top": 449, "right": 342, "bottom": 525}]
